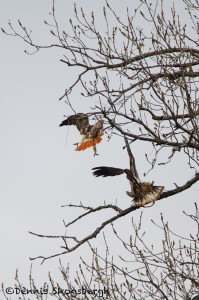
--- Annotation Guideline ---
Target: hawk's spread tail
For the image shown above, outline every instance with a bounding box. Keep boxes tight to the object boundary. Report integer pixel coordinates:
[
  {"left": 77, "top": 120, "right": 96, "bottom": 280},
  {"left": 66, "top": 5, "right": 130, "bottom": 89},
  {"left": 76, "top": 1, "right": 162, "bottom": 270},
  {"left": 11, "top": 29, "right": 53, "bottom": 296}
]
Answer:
[
  {"left": 133, "top": 184, "right": 164, "bottom": 207},
  {"left": 75, "top": 133, "right": 103, "bottom": 151},
  {"left": 92, "top": 166, "right": 125, "bottom": 177}
]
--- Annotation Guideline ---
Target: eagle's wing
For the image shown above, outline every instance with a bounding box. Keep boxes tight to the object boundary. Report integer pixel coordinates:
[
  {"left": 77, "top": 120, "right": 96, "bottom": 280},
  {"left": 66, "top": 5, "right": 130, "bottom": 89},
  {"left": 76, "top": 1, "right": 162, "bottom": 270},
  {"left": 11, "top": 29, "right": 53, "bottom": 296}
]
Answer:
[
  {"left": 59, "top": 113, "right": 89, "bottom": 133},
  {"left": 92, "top": 166, "right": 125, "bottom": 177}
]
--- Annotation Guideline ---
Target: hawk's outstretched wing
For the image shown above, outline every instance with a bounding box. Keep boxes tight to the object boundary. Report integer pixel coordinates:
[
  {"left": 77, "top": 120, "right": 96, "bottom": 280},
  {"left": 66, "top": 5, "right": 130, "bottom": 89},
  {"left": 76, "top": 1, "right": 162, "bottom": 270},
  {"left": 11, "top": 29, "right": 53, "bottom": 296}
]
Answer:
[
  {"left": 124, "top": 137, "right": 140, "bottom": 183},
  {"left": 59, "top": 113, "right": 89, "bottom": 133},
  {"left": 92, "top": 166, "right": 125, "bottom": 177},
  {"left": 89, "top": 120, "right": 104, "bottom": 138}
]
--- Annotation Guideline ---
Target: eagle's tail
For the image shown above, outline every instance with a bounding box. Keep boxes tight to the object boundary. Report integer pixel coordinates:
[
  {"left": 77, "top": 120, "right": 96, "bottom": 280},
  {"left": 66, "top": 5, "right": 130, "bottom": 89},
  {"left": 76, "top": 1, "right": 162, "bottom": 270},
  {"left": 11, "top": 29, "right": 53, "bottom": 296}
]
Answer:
[
  {"left": 75, "top": 133, "right": 103, "bottom": 151},
  {"left": 92, "top": 166, "right": 125, "bottom": 177}
]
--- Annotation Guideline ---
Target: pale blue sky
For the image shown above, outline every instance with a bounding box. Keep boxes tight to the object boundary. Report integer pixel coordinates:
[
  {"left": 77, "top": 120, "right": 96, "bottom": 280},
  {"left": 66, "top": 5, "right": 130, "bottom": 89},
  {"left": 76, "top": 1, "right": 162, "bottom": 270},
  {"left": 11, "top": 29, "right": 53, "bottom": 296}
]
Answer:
[{"left": 0, "top": 0, "right": 198, "bottom": 296}]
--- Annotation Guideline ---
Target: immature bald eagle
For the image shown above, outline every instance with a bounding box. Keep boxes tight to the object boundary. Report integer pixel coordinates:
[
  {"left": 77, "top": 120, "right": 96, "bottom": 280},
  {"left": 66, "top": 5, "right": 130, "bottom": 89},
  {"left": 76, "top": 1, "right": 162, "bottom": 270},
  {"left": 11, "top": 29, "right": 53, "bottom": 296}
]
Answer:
[
  {"left": 59, "top": 113, "right": 103, "bottom": 156},
  {"left": 92, "top": 139, "right": 164, "bottom": 207}
]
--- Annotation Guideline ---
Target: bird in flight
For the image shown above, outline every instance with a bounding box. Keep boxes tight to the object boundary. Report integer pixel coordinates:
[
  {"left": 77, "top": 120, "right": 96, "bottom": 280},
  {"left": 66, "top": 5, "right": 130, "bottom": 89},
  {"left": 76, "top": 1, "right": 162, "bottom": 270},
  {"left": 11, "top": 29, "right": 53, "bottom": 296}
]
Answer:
[
  {"left": 92, "top": 139, "right": 164, "bottom": 207},
  {"left": 59, "top": 113, "right": 103, "bottom": 156}
]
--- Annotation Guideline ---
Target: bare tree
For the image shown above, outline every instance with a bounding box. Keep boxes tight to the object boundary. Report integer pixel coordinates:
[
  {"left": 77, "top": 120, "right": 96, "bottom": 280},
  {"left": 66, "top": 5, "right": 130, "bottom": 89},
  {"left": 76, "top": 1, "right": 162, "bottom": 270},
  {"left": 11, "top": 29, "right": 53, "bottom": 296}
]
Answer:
[
  {"left": 1, "top": 205, "right": 199, "bottom": 299},
  {"left": 2, "top": 0, "right": 199, "bottom": 298}
]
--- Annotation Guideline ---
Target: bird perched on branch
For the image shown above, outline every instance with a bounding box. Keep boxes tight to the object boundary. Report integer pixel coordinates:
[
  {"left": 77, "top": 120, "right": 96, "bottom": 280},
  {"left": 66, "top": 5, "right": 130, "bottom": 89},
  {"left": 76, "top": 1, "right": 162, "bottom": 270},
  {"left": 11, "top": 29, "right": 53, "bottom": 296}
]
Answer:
[
  {"left": 92, "top": 138, "right": 164, "bottom": 207},
  {"left": 59, "top": 113, "right": 103, "bottom": 156}
]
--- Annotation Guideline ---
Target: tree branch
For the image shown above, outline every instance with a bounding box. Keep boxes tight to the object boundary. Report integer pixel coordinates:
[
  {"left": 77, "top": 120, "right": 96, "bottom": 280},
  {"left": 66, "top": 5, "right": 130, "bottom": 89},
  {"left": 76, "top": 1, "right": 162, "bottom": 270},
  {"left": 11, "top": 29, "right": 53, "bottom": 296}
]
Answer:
[{"left": 160, "top": 172, "right": 199, "bottom": 199}]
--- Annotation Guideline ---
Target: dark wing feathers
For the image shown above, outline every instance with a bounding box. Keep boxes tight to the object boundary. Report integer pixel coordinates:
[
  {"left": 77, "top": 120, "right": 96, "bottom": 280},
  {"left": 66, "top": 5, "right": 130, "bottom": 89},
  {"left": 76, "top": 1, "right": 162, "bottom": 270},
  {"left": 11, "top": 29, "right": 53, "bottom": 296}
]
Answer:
[
  {"left": 89, "top": 120, "right": 103, "bottom": 138},
  {"left": 59, "top": 113, "right": 89, "bottom": 132},
  {"left": 124, "top": 137, "right": 140, "bottom": 182},
  {"left": 92, "top": 166, "right": 125, "bottom": 177}
]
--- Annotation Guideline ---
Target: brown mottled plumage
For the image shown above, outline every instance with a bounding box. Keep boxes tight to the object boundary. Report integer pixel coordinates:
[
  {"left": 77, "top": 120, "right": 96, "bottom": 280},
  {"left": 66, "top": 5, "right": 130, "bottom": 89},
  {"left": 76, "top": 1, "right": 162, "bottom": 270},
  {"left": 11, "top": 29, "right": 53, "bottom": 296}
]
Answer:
[
  {"left": 60, "top": 113, "right": 103, "bottom": 155},
  {"left": 92, "top": 139, "right": 164, "bottom": 207}
]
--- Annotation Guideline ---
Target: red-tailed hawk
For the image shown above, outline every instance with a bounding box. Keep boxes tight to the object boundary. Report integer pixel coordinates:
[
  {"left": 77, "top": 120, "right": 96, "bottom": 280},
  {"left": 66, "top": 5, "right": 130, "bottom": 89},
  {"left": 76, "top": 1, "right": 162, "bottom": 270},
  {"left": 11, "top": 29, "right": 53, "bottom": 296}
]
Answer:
[
  {"left": 59, "top": 113, "right": 103, "bottom": 156},
  {"left": 92, "top": 139, "right": 164, "bottom": 207}
]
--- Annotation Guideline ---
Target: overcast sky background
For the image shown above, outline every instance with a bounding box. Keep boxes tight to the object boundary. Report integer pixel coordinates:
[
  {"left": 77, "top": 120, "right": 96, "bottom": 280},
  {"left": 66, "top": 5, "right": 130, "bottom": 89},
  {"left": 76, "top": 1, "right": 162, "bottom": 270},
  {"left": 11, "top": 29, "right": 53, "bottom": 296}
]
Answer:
[{"left": 0, "top": 0, "right": 198, "bottom": 297}]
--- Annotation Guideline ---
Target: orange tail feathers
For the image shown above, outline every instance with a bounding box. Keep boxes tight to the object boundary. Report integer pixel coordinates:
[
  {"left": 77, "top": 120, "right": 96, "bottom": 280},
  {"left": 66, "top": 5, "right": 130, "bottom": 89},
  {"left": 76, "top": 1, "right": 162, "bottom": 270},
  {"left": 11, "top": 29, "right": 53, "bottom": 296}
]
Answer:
[{"left": 75, "top": 133, "right": 103, "bottom": 151}]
